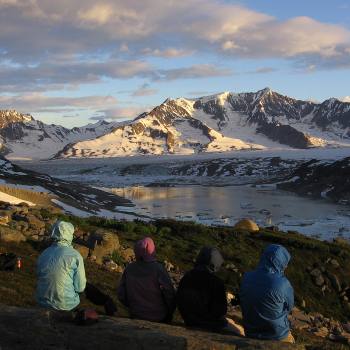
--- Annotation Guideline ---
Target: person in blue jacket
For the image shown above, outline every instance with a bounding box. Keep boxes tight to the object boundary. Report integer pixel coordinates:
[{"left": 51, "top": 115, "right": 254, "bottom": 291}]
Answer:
[
  {"left": 36, "top": 220, "right": 86, "bottom": 311},
  {"left": 239, "top": 244, "right": 294, "bottom": 343}
]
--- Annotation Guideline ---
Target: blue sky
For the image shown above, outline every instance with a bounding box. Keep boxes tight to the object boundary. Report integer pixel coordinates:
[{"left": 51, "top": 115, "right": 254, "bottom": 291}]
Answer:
[{"left": 0, "top": 0, "right": 349, "bottom": 127}]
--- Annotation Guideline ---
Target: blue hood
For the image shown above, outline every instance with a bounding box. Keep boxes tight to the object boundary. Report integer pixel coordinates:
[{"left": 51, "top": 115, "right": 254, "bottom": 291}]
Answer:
[
  {"left": 258, "top": 244, "right": 290, "bottom": 275},
  {"left": 51, "top": 221, "right": 74, "bottom": 247}
]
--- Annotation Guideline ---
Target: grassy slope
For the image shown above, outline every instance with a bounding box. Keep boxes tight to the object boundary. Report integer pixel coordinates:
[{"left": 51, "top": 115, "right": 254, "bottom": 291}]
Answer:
[{"left": 0, "top": 208, "right": 350, "bottom": 349}]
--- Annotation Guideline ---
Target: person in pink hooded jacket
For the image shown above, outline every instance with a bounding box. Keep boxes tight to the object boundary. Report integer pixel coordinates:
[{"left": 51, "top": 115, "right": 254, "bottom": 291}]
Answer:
[{"left": 117, "top": 237, "right": 176, "bottom": 323}]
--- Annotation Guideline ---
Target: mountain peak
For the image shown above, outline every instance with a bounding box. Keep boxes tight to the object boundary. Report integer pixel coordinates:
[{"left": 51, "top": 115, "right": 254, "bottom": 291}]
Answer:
[{"left": 0, "top": 110, "right": 33, "bottom": 128}]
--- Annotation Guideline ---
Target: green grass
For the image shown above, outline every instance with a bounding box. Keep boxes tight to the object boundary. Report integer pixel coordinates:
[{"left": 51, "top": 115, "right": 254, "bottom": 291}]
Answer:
[{"left": 1, "top": 208, "right": 350, "bottom": 349}]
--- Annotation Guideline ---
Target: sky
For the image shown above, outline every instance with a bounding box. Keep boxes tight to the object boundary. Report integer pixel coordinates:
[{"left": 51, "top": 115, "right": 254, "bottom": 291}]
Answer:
[{"left": 0, "top": 0, "right": 350, "bottom": 127}]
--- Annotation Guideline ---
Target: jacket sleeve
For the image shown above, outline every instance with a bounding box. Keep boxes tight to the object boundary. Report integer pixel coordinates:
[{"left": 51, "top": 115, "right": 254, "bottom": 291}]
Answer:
[
  {"left": 117, "top": 269, "right": 129, "bottom": 307},
  {"left": 73, "top": 253, "right": 86, "bottom": 293},
  {"left": 158, "top": 265, "right": 176, "bottom": 318},
  {"left": 284, "top": 279, "right": 294, "bottom": 313}
]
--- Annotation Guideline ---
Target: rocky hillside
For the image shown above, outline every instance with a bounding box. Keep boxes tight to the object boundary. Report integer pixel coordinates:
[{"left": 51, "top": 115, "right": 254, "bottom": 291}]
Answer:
[
  {"left": 0, "top": 305, "right": 298, "bottom": 350},
  {"left": 0, "top": 110, "right": 118, "bottom": 160},
  {"left": 278, "top": 157, "right": 350, "bottom": 205},
  {"left": 0, "top": 156, "right": 133, "bottom": 216},
  {"left": 0, "top": 206, "right": 350, "bottom": 348},
  {"left": 56, "top": 88, "right": 350, "bottom": 158}
]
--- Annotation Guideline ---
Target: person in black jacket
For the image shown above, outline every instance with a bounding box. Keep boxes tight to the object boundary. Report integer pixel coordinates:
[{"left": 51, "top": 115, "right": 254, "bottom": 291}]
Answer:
[{"left": 177, "top": 247, "right": 244, "bottom": 335}]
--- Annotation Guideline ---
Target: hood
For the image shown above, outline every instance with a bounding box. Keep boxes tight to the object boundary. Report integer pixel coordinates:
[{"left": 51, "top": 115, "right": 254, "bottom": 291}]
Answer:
[
  {"left": 195, "top": 247, "right": 224, "bottom": 273},
  {"left": 51, "top": 220, "right": 74, "bottom": 247},
  {"left": 258, "top": 244, "right": 291, "bottom": 275},
  {"left": 134, "top": 237, "right": 156, "bottom": 262}
]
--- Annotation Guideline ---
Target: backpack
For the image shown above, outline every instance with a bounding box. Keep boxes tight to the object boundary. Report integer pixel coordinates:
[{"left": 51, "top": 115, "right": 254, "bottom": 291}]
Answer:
[{"left": 0, "top": 253, "right": 17, "bottom": 271}]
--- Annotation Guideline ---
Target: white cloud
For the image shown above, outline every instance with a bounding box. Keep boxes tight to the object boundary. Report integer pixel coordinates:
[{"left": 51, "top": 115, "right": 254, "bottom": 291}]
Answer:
[
  {"left": 0, "top": 93, "right": 117, "bottom": 113},
  {"left": 142, "top": 47, "right": 194, "bottom": 58},
  {"left": 340, "top": 96, "right": 350, "bottom": 102},
  {"left": 132, "top": 84, "right": 158, "bottom": 97},
  {"left": 154, "top": 64, "right": 232, "bottom": 81},
  {"left": 92, "top": 106, "right": 150, "bottom": 120}
]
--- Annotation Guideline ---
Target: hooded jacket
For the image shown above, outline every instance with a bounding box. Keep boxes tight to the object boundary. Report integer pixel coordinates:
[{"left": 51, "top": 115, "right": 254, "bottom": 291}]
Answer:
[
  {"left": 240, "top": 244, "right": 294, "bottom": 340},
  {"left": 36, "top": 221, "right": 86, "bottom": 311},
  {"left": 117, "top": 237, "right": 175, "bottom": 322},
  {"left": 177, "top": 247, "right": 227, "bottom": 331}
]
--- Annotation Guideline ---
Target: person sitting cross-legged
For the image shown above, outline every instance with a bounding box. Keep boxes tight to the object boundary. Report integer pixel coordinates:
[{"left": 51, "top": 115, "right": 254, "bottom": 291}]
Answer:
[
  {"left": 36, "top": 220, "right": 86, "bottom": 311},
  {"left": 177, "top": 247, "right": 244, "bottom": 336},
  {"left": 239, "top": 244, "right": 295, "bottom": 344},
  {"left": 117, "top": 237, "right": 176, "bottom": 323}
]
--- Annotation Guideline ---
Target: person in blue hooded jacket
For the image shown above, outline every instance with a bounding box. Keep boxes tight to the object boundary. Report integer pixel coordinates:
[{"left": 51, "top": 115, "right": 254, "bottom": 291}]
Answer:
[
  {"left": 36, "top": 220, "right": 86, "bottom": 311},
  {"left": 239, "top": 244, "right": 294, "bottom": 343}
]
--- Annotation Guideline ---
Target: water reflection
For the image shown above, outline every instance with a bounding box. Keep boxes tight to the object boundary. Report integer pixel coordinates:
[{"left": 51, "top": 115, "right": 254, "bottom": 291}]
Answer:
[{"left": 107, "top": 185, "right": 350, "bottom": 241}]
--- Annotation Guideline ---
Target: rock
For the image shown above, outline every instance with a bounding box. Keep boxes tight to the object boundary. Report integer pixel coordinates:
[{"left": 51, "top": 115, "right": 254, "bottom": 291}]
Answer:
[
  {"left": 164, "top": 260, "right": 175, "bottom": 272},
  {"left": 289, "top": 307, "right": 311, "bottom": 330},
  {"left": 10, "top": 221, "right": 29, "bottom": 233},
  {"left": 314, "top": 275, "right": 325, "bottom": 287},
  {"left": 333, "top": 237, "right": 350, "bottom": 246},
  {"left": 233, "top": 218, "right": 259, "bottom": 232},
  {"left": 329, "top": 333, "right": 350, "bottom": 345},
  {"left": 75, "top": 244, "right": 90, "bottom": 259},
  {"left": 0, "top": 304, "right": 300, "bottom": 350},
  {"left": 119, "top": 247, "right": 135, "bottom": 263},
  {"left": 103, "top": 259, "right": 123, "bottom": 273},
  {"left": 329, "top": 259, "right": 340, "bottom": 268},
  {"left": 0, "top": 226, "right": 26, "bottom": 243},
  {"left": 88, "top": 230, "right": 120, "bottom": 264},
  {"left": 312, "top": 326, "right": 329, "bottom": 338},
  {"left": 0, "top": 214, "right": 10, "bottom": 226},
  {"left": 26, "top": 214, "right": 45, "bottom": 231},
  {"left": 327, "top": 273, "right": 342, "bottom": 293},
  {"left": 310, "top": 268, "right": 322, "bottom": 277}
]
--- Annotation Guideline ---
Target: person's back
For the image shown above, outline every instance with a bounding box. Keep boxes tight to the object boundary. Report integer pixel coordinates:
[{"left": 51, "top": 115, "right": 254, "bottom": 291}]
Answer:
[
  {"left": 36, "top": 221, "right": 86, "bottom": 311},
  {"left": 117, "top": 237, "right": 175, "bottom": 322},
  {"left": 240, "top": 244, "right": 294, "bottom": 342},
  {"left": 177, "top": 259, "right": 227, "bottom": 331}
]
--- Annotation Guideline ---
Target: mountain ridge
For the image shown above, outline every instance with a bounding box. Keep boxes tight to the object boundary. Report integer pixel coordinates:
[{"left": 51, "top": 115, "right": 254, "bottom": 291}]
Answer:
[
  {"left": 56, "top": 88, "right": 350, "bottom": 158},
  {"left": 1, "top": 88, "right": 350, "bottom": 160}
]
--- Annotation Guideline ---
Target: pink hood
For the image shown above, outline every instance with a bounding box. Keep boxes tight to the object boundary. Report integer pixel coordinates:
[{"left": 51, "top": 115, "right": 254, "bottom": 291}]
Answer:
[{"left": 134, "top": 237, "right": 156, "bottom": 262}]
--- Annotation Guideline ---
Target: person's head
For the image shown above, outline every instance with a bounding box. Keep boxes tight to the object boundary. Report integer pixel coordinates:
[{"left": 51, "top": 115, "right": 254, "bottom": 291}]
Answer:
[
  {"left": 134, "top": 237, "right": 156, "bottom": 262},
  {"left": 258, "top": 244, "right": 291, "bottom": 275},
  {"left": 195, "top": 247, "right": 224, "bottom": 273},
  {"left": 51, "top": 220, "right": 74, "bottom": 246}
]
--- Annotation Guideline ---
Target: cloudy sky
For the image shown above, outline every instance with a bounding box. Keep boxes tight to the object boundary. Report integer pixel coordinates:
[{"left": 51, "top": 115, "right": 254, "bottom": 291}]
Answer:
[{"left": 1, "top": 0, "right": 350, "bottom": 127}]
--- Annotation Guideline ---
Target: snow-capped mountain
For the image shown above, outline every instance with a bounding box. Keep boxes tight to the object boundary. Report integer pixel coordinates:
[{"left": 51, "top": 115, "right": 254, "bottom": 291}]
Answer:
[
  {"left": 0, "top": 111, "right": 118, "bottom": 160},
  {"left": 56, "top": 88, "right": 350, "bottom": 158}
]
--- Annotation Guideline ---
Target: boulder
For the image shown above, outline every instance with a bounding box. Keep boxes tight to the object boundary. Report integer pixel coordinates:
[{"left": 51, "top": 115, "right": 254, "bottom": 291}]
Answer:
[
  {"left": 87, "top": 230, "right": 120, "bottom": 264},
  {"left": 26, "top": 214, "right": 46, "bottom": 231},
  {"left": 0, "top": 226, "right": 26, "bottom": 243},
  {"left": 74, "top": 244, "right": 90, "bottom": 259},
  {"left": 10, "top": 221, "right": 29, "bottom": 234},
  {"left": 119, "top": 247, "right": 135, "bottom": 262},
  {"left": 0, "top": 215, "right": 11, "bottom": 225},
  {"left": 327, "top": 273, "right": 342, "bottom": 293},
  {"left": 233, "top": 219, "right": 259, "bottom": 232},
  {"left": 0, "top": 304, "right": 300, "bottom": 350}
]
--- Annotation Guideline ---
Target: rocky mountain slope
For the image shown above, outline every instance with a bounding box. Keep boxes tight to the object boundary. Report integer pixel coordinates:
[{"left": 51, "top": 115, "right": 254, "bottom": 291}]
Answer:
[
  {"left": 278, "top": 157, "right": 350, "bottom": 205},
  {"left": 0, "top": 110, "right": 117, "bottom": 160},
  {"left": 0, "top": 156, "right": 133, "bottom": 216},
  {"left": 56, "top": 88, "right": 350, "bottom": 158}
]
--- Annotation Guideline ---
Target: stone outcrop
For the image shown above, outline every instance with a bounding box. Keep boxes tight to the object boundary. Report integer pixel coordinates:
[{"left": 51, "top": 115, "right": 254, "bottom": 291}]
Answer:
[
  {"left": 233, "top": 219, "right": 259, "bottom": 233},
  {"left": 0, "top": 304, "right": 299, "bottom": 350}
]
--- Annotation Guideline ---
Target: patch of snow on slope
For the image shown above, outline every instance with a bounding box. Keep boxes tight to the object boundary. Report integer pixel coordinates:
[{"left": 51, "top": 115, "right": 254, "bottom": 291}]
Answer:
[{"left": 0, "top": 191, "right": 35, "bottom": 206}]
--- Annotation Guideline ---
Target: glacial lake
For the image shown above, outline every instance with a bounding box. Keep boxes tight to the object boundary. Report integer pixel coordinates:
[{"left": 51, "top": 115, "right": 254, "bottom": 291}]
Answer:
[{"left": 109, "top": 185, "right": 350, "bottom": 241}]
